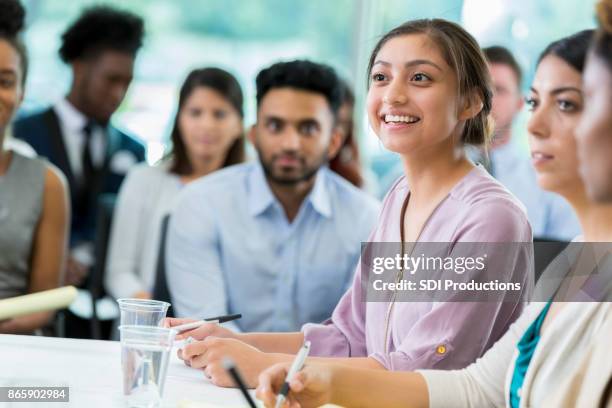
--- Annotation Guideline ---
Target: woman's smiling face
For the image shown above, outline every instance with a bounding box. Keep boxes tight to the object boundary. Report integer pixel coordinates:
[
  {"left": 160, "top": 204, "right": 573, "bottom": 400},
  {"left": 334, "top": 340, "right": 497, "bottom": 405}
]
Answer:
[{"left": 366, "top": 33, "right": 464, "bottom": 156}]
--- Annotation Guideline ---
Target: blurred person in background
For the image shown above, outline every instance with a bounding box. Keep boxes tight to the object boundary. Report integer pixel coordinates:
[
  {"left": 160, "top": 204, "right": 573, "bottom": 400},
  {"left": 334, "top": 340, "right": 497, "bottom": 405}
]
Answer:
[
  {"left": 0, "top": 0, "right": 69, "bottom": 334},
  {"left": 328, "top": 79, "right": 363, "bottom": 188},
  {"left": 12, "top": 6, "right": 146, "bottom": 287},
  {"left": 104, "top": 68, "right": 245, "bottom": 303},
  {"left": 165, "top": 60, "right": 380, "bottom": 336}
]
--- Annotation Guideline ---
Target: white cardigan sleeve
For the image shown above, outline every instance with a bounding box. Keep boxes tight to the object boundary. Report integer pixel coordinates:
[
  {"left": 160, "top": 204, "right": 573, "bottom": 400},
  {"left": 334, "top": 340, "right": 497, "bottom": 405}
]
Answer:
[
  {"left": 104, "top": 165, "right": 151, "bottom": 299},
  {"left": 417, "top": 303, "right": 545, "bottom": 408}
]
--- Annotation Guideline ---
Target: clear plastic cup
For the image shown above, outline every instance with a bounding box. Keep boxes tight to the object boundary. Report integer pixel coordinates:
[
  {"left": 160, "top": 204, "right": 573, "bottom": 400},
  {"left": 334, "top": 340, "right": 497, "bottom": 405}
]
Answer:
[
  {"left": 119, "top": 325, "right": 177, "bottom": 408},
  {"left": 117, "top": 299, "right": 170, "bottom": 327}
]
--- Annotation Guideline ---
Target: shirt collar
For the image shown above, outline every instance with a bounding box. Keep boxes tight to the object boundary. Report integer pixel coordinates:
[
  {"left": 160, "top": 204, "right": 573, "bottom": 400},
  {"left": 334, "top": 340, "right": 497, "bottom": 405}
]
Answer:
[
  {"left": 247, "top": 162, "right": 333, "bottom": 219},
  {"left": 54, "top": 98, "right": 89, "bottom": 133}
]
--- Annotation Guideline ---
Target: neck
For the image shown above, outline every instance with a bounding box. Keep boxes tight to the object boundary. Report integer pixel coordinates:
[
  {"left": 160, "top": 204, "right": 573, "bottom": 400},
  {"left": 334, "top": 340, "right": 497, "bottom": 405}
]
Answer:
[
  {"left": 66, "top": 89, "right": 84, "bottom": 115},
  {"left": 181, "top": 154, "right": 226, "bottom": 183},
  {"left": 563, "top": 187, "right": 612, "bottom": 242},
  {"left": 0, "top": 139, "right": 11, "bottom": 176},
  {"left": 492, "top": 127, "right": 512, "bottom": 149},
  {"left": 267, "top": 175, "right": 317, "bottom": 223},
  {"left": 65, "top": 89, "right": 101, "bottom": 124},
  {"left": 400, "top": 139, "right": 474, "bottom": 204}
]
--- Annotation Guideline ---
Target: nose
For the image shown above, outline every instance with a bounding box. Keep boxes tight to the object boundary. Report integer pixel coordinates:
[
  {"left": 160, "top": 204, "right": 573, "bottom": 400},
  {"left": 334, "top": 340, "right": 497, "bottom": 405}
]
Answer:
[
  {"left": 527, "top": 104, "right": 550, "bottom": 140},
  {"left": 280, "top": 128, "right": 301, "bottom": 151},
  {"left": 383, "top": 77, "right": 407, "bottom": 105},
  {"left": 200, "top": 112, "right": 217, "bottom": 129}
]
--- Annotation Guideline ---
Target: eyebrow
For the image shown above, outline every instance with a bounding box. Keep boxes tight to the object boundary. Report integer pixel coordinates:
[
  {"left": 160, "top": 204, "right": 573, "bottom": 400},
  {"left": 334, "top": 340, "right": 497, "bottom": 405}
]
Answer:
[
  {"left": 529, "top": 86, "right": 582, "bottom": 95},
  {"left": 263, "top": 115, "right": 320, "bottom": 124},
  {"left": 372, "top": 59, "right": 443, "bottom": 72}
]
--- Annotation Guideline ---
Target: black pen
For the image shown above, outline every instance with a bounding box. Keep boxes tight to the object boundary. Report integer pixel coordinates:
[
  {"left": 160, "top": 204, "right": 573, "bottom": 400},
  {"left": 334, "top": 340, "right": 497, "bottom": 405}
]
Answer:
[
  {"left": 223, "top": 357, "right": 257, "bottom": 408},
  {"left": 172, "top": 313, "right": 242, "bottom": 333}
]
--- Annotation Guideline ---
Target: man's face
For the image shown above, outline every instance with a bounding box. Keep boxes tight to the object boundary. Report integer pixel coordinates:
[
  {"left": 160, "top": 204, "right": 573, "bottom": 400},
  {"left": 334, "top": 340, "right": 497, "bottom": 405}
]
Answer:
[
  {"left": 489, "top": 62, "right": 523, "bottom": 144},
  {"left": 76, "top": 50, "right": 135, "bottom": 125},
  {"left": 250, "top": 87, "right": 340, "bottom": 185}
]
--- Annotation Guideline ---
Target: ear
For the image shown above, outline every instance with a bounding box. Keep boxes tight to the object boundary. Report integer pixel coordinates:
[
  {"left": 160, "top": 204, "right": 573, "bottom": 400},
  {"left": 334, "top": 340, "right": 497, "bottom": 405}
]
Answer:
[
  {"left": 247, "top": 124, "right": 257, "bottom": 146},
  {"left": 458, "top": 90, "right": 484, "bottom": 121},
  {"left": 327, "top": 124, "right": 344, "bottom": 160},
  {"left": 515, "top": 95, "right": 525, "bottom": 112},
  {"left": 233, "top": 118, "right": 244, "bottom": 141}
]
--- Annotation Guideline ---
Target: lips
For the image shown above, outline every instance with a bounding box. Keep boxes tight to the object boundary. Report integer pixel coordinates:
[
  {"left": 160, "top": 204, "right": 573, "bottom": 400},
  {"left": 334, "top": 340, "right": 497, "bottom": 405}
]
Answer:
[
  {"left": 379, "top": 112, "right": 421, "bottom": 131},
  {"left": 275, "top": 155, "right": 301, "bottom": 167},
  {"left": 531, "top": 151, "right": 555, "bottom": 167}
]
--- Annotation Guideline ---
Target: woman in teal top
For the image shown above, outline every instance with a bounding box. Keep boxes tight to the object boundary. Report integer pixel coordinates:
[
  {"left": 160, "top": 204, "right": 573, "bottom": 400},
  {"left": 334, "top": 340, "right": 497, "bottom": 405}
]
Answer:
[{"left": 509, "top": 301, "right": 552, "bottom": 407}]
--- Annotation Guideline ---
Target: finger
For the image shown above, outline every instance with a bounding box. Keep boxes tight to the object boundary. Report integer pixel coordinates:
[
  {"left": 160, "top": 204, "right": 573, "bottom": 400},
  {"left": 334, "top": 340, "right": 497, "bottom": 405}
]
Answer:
[
  {"left": 182, "top": 341, "right": 207, "bottom": 359},
  {"left": 289, "top": 372, "right": 307, "bottom": 392},
  {"left": 256, "top": 374, "right": 276, "bottom": 406},
  {"left": 180, "top": 322, "right": 218, "bottom": 340}
]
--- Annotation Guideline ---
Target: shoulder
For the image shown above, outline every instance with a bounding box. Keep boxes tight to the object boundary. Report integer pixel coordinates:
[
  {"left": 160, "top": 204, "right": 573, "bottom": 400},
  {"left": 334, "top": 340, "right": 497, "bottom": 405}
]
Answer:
[
  {"left": 13, "top": 108, "right": 50, "bottom": 126},
  {"left": 450, "top": 167, "right": 531, "bottom": 240},
  {"left": 112, "top": 126, "right": 146, "bottom": 156},
  {"left": 125, "top": 162, "right": 172, "bottom": 184},
  {"left": 12, "top": 108, "right": 53, "bottom": 140},
  {"left": 452, "top": 166, "right": 527, "bottom": 217},
  {"left": 324, "top": 168, "right": 380, "bottom": 214},
  {"left": 187, "top": 163, "right": 251, "bottom": 194},
  {"left": 176, "top": 163, "right": 251, "bottom": 208},
  {"left": 43, "top": 162, "right": 68, "bottom": 202}
]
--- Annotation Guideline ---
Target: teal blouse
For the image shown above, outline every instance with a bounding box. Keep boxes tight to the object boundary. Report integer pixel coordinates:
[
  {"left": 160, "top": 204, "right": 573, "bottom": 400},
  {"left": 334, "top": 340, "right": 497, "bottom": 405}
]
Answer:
[{"left": 509, "top": 301, "right": 553, "bottom": 408}]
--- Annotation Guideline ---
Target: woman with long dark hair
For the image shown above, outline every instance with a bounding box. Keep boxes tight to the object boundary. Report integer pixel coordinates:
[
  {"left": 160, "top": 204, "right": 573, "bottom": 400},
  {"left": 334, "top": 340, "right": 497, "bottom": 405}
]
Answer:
[{"left": 105, "top": 68, "right": 245, "bottom": 300}]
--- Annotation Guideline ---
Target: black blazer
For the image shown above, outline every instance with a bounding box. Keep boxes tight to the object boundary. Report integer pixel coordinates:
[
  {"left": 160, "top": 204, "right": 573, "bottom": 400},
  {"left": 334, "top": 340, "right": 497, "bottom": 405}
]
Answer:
[{"left": 13, "top": 107, "right": 146, "bottom": 246}]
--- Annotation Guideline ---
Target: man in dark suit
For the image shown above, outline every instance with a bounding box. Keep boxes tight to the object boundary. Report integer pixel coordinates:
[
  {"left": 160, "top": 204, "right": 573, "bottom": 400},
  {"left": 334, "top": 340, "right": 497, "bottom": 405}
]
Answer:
[{"left": 13, "top": 6, "right": 146, "bottom": 287}]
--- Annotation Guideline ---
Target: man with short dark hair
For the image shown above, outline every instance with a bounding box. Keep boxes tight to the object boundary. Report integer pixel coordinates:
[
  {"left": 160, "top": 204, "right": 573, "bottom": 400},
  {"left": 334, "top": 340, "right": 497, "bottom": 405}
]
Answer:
[
  {"left": 167, "top": 60, "right": 380, "bottom": 333},
  {"left": 13, "top": 6, "right": 146, "bottom": 286},
  {"left": 482, "top": 45, "right": 580, "bottom": 240}
]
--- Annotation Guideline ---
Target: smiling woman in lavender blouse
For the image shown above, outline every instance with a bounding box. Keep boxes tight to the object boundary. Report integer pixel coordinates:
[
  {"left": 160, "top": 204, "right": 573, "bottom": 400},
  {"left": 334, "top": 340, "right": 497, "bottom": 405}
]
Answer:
[{"left": 164, "top": 19, "right": 533, "bottom": 388}]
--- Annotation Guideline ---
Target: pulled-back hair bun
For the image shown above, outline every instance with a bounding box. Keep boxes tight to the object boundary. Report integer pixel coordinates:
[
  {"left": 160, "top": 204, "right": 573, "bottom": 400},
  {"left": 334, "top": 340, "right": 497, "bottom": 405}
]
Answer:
[
  {"left": 597, "top": 0, "right": 612, "bottom": 34},
  {"left": 0, "top": 0, "right": 25, "bottom": 38}
]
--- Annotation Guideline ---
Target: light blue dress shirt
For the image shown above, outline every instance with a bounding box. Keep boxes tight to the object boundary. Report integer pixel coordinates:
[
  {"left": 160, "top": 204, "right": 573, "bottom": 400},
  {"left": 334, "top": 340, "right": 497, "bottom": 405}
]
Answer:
[{"left": 166, "top": 162, "right": 380, "bottom": 332}]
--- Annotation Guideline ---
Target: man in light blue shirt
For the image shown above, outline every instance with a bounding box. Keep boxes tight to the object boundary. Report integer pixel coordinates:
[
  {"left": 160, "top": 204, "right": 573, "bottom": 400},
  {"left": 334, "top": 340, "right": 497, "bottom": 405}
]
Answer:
[{"left": 166, "top": 60, "right": 380, "bottom": 332}]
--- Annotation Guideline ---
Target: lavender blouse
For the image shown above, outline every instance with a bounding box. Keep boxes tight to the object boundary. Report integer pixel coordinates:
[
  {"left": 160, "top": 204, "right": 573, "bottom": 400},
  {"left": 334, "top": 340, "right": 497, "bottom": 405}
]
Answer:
[{"left": 302, "top": 166, "right": 533, "bottom": 371}]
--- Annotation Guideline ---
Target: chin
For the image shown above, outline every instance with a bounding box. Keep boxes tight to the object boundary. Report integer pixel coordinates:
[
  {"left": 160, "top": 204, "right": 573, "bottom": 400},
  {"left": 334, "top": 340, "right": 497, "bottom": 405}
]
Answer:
[
  {"left": 380, "top": 138, "right": 420, "bottom": 155},
  {"left": 534, "top": 174, "right": 560, "bottom": 194}
]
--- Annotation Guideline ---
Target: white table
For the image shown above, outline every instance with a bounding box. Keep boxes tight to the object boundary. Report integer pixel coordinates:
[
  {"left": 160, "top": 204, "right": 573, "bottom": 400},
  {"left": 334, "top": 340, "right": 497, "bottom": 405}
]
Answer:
[{"left": 0, "top": 334, "right": 257, "bottom": 407}]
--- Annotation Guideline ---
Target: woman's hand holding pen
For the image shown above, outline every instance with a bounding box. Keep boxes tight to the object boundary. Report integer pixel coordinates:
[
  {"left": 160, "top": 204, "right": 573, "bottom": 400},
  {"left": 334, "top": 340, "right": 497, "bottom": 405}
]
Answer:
[
  {"left": 256, "top": 362, "right": 334, "bottom": 408},
  {"left": 163, "top": 317, "right": 237, "bottom": 341},
  {"left": 180, "top": 337, "right": 285, "bottom": 388}
]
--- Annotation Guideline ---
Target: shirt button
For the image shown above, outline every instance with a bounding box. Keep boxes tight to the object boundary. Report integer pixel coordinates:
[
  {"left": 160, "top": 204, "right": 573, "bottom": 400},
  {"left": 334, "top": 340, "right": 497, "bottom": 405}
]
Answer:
[{"left": 436, "top": 345, "right": 447, "bottom": 354}]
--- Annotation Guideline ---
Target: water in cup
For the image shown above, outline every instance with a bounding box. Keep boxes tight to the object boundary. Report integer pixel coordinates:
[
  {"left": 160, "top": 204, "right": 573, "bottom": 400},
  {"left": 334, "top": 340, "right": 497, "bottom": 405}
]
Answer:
[{"left": 119, "top": 325, "right": 176, "bottom": 408}]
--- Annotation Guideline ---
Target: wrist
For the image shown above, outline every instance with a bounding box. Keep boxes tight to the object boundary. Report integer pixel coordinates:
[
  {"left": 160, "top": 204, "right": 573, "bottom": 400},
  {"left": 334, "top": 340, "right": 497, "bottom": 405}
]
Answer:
[{"left": 328, "top": 365, "right": 350, "bottom": 405}]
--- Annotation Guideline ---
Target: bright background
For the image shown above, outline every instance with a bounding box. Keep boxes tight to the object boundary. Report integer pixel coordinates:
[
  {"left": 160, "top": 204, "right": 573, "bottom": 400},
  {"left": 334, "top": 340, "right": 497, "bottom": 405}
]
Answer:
[{"left": 20, "top": 0, "right": 597, "bottom": 196}]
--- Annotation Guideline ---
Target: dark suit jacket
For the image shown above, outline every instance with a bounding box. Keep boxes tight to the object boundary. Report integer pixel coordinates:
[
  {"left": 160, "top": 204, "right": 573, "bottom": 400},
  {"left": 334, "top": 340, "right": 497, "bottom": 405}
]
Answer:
[{"left": 13, "top": 107, "right": 146, "bottom": 247}]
